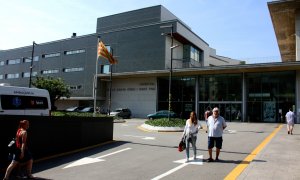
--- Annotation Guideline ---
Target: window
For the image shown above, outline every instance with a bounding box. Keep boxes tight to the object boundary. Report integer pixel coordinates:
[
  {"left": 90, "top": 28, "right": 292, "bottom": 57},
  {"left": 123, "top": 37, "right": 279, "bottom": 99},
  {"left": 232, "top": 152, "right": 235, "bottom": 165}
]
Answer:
[
  {"left": 0, "top": 95, "right": 49, "bottom": 109},
  {"left": 69, "top": 85, "right": 82, "bottom": 90},
  {"left": 41, "top": 69, "right": 59, "bottom": 74},
  {"left": 42, "top": 53, "right": 60, "bottom": 58},
  {"left": 7, "top": 59, "right": 21, "bottom": 65},
  {"left": 0, "top": 61, "right": 4, "bottom": 66},
  {"left": 23, "top": 56, "right": 39, "bottom": 63},
  {"left": 199, "top": 74, "right": 242, "bottom": 101},
  {"left": 22, "top": 72, "right": 38, "bottom": 78},
  {"left": 183, "top": 45, "right": 203, "bottom": 64},
  {"left": 64, "top": 49, "right": 85, "bottom": 55},
  {"left": 63, "top": 67, "right": 84, "bottom": 72},
  {"left": 0, "top": 74, "right": 3, "bottom": 79},
  {"left": 6, "top": 73, "right": 19, "bottom": 79},
  {"left": 190, "top": 47, "right": 200, "bottom": 62},
  {"left": 101, "top": 65, "right": 110, "bottom": 74}
]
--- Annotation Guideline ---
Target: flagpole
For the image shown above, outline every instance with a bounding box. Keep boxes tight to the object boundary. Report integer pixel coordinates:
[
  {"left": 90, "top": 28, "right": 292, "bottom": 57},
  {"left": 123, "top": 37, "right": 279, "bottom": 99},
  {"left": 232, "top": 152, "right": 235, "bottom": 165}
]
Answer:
[
  {"left": 97, "top": 41, "right": 117, "bottom": 116},
  {"left": 93, "top": 36, "right": 100, "bottom": 117},
  {"left": 108, "top": 47, "right": 113, "bottom": 116},
  {"left": 108, "top": 63, "right": 112, "bottom": 115}
]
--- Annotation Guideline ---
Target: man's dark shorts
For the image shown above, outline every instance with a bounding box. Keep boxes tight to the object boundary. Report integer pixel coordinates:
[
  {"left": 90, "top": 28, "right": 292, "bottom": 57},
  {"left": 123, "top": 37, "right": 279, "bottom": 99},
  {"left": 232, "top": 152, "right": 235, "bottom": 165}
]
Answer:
[{"left": 208, "top": 137, "right": 223, "bottom": 149}]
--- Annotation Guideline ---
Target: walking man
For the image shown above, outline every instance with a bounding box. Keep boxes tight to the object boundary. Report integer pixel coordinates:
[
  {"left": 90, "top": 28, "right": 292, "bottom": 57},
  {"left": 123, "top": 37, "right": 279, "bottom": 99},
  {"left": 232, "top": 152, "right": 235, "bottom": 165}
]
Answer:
[
  {"left": 206, "top": 107, "right": 227, "bottom": 162},
  {"left": 285, "top": 108, "right": 295, "bottom": 135}
]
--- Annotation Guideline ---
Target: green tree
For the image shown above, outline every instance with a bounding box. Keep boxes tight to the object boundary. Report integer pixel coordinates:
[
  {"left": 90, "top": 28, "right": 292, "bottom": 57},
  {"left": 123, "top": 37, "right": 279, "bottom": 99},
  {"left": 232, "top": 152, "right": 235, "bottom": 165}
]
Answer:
[{"left": 32, "top": 76, "right": 71, "bottom": 110}]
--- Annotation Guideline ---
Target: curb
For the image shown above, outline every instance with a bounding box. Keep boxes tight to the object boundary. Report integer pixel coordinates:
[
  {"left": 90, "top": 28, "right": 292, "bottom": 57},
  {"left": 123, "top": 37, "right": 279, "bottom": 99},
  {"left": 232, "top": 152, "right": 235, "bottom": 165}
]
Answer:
[
  {"left": 114, "top": 119, "right": 126, "bottom": 123},
  {"left": 140, "top": 123, "right": 184, "bottom": 132}
]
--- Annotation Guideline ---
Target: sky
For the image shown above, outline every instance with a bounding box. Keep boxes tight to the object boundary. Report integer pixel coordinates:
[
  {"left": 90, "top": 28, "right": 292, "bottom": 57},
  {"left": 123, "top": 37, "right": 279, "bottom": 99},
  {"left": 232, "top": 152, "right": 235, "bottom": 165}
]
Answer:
[{"left": 0, "top": 0, "right": 280, "bottom": 63}]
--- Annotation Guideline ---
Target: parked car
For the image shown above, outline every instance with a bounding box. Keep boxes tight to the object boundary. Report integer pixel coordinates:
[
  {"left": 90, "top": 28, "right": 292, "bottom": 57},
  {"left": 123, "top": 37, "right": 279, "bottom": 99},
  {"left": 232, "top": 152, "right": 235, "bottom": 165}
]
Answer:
[
  {"left": 65, "top": 106, "right": 85, "bottom": 112},
  {"left": 109, "top": 108, "right": 132, "bottom": 119},
  {"left": 78, "top": 107, "right": 94, "bottom": 113},
  {"left": 147, "top": 110, "right": 177, "bottom": 120}
]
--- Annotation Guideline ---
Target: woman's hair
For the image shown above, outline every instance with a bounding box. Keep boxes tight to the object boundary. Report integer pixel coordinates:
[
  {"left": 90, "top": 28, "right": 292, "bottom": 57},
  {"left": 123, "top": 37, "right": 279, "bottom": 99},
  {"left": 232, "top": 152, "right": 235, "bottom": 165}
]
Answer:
[
  {"left": 190, "top": 111, "right": 197, "bottom": 125},
  {"left": 19, "top": 120, "right": 29, "bottom": 129}
]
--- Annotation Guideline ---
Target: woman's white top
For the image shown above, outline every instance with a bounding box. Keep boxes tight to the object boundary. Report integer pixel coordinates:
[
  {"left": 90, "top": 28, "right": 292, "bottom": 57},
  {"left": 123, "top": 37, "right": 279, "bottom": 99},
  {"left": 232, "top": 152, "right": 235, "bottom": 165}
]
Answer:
[{"left": 183, "top": 120, "right": 202, "bottom": 137}]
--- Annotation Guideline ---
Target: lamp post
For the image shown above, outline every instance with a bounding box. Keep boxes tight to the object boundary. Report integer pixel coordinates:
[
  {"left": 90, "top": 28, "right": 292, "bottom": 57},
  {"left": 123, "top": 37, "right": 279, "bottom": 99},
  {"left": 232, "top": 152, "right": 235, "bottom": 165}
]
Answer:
[
  {"left": 160, "top": 24, "right": 174, "bottom": 120},
  {"left": 29, "top": 41, "right": 37, "bottom": 88}
]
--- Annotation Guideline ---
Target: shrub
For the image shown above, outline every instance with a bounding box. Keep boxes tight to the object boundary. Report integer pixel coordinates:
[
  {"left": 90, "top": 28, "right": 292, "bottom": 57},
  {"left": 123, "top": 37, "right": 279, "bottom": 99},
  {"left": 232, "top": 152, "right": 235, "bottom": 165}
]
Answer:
[
  {"left": 51, "top": 111, "right": 106, "bottom": 117},
  {"left": 145, "top": 118, "right": 185, "bottom": 127}
]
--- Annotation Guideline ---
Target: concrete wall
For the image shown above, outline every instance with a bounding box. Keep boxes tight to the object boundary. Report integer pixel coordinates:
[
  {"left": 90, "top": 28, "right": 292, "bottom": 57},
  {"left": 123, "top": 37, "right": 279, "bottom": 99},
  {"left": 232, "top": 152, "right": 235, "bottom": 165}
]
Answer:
[
  {"left": 107, "top": 77, "right": 157, "bottom": 118},
  {"left": 0, "top": 115, "right": 113, "bottom": 169}
]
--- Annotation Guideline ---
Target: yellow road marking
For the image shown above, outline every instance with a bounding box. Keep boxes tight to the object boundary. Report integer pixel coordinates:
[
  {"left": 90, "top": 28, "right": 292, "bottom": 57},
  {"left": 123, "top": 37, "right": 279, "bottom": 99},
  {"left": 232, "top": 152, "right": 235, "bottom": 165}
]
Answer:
[
  {"left": 138, "top": 125, "right": 152, "bottom": 132},
  {"left": 224, "top": 124, "right": 283, "bottom": 180}
]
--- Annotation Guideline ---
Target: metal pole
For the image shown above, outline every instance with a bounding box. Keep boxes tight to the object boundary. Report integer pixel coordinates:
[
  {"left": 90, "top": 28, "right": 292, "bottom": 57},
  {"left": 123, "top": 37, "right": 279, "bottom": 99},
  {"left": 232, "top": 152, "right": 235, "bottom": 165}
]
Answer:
[
  {"left": 168, "top": 26, "right": 174, "bottom": 121},
  {"left": 108, "top": 63, "right": 112, "bottom": 115},
  {"left": 93, "top": 37, "right": 100, "bottom": 117},
  {"left": 29, "top": 41, "right": 36, "bottom": 88}
]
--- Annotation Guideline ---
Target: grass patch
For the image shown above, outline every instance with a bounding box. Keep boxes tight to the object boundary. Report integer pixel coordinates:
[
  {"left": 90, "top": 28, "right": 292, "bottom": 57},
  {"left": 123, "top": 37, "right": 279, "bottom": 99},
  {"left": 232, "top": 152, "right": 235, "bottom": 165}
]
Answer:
[{"left": 145, "top": 118, "right": 185, "bottom": 127}]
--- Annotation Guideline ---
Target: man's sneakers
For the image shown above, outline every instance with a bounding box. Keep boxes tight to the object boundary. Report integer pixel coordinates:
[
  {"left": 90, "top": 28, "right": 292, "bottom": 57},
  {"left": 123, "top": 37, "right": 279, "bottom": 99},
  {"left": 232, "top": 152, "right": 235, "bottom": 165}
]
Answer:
[{"left": 206, "top": 157, "right": 221, "bottom": 162}]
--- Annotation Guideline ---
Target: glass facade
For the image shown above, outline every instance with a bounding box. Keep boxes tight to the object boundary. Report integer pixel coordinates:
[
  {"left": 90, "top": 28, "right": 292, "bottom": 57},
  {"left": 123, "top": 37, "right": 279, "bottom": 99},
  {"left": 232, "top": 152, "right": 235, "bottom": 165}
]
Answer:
[
  {"left": 198, "top": 74, "right": 242, "bottom": 121},
  {"left": 246, "top": 71, "right": 295, "bottom": 123},
  {"left": 156, "top": 71, "right": 296, "bottom": 123},
  {"left": 157, "top": 76, "right": 196, "bottom": 119}
]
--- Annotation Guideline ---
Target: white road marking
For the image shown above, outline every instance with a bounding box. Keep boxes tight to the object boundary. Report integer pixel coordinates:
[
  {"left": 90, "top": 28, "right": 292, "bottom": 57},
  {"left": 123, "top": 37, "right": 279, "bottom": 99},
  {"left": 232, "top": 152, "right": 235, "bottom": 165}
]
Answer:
[
  {"left": 226, "top": 129, "right": 237, "bottom": 133},
  {"left": 123, "top": 134, "right": 156, "bottom": 140},
  {"left": 151, "top": 163, "right": 188, "bottom": 180},
  {"left": 63, "top": 147, "right": 132, "bottom": 169},
  {"left": 173, "top": 155, "right": 203, "bottom": 165},
  {"left": 63, "top": 158, "right": 104, "bottom": 169},
  {"left": 95, "top": 147, "right": 132, "bottom": 159},
  {"left": 151, "top": 155, "right": 203, "bottom": 180}
]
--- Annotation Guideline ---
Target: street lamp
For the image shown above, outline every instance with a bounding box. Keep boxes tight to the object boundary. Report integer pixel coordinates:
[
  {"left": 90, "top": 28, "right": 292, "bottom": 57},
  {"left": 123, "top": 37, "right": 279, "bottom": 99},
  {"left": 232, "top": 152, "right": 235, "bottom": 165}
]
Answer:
[
  {"left": 29, "top": 41, "right": 37, "bottom": 88},
  {"left": 160, "top": 24, "right": 175, "bottom": 120}
]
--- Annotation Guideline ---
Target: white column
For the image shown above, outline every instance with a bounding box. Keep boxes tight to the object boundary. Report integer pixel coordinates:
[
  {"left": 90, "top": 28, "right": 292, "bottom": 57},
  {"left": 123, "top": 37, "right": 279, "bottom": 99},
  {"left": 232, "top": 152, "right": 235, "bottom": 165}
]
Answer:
[
  {"left": 296, "top": 70, "right": 300, "bottom": 124},
  {"left": 296, "top": 10, "right": 300, "bottom": 61}
]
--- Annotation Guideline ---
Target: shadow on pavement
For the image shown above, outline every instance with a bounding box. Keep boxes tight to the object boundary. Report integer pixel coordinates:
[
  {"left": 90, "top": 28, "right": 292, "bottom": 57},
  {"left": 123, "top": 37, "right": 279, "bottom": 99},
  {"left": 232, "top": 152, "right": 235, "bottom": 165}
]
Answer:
[
  {"left": 9, "top": 176, "right": 53, "bottom": 180},
  {"left": 128, "top": 141, "right": 251, "bottom": 156},
  {"left": 1, "top": 141, "right": 130, "bottom": 179},
  {"left": 33, "top": 141, "right": 129, "bottom": 174},
  {"left": 212, "top": 159, "right": 266, "bottom": 164}
]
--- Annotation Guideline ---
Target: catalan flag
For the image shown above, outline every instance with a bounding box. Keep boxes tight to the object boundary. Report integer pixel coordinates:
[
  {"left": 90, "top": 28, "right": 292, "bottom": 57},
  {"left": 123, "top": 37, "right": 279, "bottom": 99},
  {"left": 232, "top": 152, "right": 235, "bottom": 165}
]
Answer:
[{"left": 97, "top": 41, "right": 118, "bottom": 64}]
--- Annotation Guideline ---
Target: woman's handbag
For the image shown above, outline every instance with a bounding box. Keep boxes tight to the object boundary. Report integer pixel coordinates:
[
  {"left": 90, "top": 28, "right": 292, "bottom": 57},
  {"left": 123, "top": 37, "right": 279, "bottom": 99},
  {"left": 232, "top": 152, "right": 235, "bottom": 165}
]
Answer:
[{"left": 178, "top": 137, "right": 186, "bottom": 152}]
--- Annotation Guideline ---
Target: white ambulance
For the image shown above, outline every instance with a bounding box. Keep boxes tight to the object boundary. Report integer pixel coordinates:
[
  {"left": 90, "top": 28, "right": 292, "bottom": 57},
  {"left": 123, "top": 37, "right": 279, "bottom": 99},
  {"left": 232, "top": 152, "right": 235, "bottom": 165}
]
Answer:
[{"left": 0, "top": 86, "right": 51, "bottom": 116}]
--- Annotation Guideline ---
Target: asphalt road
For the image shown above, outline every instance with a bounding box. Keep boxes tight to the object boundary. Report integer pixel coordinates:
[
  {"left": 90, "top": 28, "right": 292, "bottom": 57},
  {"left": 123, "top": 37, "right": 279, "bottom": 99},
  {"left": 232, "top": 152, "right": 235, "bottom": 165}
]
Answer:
[{"left": 29, "top": 119, "right": 280, "bottom": 180}]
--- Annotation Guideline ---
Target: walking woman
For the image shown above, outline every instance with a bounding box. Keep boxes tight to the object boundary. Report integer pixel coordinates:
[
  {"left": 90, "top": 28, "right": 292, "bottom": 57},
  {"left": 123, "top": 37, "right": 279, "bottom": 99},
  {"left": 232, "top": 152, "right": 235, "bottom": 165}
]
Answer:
[
  {"left": 182, "top": 111, "right": 202, "bottom": 162},
  {"left": 3, "top": 120, "right": 34, "bottom": 179}
]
